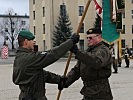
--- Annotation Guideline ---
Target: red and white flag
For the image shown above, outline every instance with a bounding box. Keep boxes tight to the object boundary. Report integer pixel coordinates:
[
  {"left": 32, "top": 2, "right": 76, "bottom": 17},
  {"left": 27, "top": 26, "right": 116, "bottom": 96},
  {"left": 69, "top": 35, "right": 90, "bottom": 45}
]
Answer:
[
  {"left": 93, "top": 0, "right": 103, "bottom": 19},
  {"left": 93, "top": 0, "right": 117, "bottom": 21}
]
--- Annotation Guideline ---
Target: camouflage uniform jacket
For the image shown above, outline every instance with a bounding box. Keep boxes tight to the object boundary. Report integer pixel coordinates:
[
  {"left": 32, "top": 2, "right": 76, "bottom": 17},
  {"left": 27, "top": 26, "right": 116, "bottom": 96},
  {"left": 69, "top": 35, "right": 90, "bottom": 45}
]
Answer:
[
  {"left": 13, "top": 39, "right": 73, "bottom": 100},
  {"left": 65, "top": 42, "right": 113, "bottom": 99}
]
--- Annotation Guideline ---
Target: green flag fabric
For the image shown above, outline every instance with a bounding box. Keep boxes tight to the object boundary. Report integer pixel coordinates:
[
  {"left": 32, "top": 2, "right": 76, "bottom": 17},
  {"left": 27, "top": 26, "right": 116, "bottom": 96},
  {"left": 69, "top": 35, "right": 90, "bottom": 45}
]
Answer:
[{"left": 102, "top": 0, "right": 120, "bottom": 43}]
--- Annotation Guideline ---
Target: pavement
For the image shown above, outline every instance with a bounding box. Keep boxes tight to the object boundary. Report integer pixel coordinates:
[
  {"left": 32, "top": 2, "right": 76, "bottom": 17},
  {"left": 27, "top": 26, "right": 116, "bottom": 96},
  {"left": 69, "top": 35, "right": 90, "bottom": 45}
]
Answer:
[{"left": 0, "top": 57, "right": 133, "bottom": 100}]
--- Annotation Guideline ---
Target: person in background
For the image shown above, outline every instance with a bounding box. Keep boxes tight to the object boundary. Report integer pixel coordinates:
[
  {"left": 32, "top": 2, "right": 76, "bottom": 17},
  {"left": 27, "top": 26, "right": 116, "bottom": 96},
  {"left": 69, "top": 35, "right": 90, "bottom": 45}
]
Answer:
[
  {"left": 12, "top": 30, "right": 79, "bottom": 100},
  {"left": 124, "top": 45, "right": 132, "bottom": 68},
  {"left": 109, "top": 45, "right": 118, "bottom": 73},
  {"left": 59, "top": 28, "right": 113, "bottom": 100},
  {"left": 118, "top": 57, "right": 122, "bottom": 67}
]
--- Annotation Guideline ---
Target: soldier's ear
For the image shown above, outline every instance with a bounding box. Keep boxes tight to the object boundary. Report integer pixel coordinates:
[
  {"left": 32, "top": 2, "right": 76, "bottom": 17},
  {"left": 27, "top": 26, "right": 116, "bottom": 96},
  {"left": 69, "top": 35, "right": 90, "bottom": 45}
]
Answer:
[{"left": 23, "top": 39, "right": 29, "bottom": 46}]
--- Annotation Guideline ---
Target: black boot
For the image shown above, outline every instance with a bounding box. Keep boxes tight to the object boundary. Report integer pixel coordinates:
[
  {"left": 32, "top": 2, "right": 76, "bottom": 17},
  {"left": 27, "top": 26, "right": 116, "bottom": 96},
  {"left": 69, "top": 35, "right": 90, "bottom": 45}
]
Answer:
[
  {"left": 113, "top": 71, "right": 118, "bottom": 74},
  {"left": 125, "top": 66, "right": 129, "bottom": 68}
]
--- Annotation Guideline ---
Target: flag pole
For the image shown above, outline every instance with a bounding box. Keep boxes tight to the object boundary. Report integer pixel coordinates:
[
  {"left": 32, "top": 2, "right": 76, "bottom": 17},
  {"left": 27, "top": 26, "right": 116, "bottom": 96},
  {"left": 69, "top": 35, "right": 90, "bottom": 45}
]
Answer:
[
  {"left": 118, "top": 32, "right": 122, "bottom": 67},
  {"left": 56, "top": 0, "right": 92, "bottom": 100}
]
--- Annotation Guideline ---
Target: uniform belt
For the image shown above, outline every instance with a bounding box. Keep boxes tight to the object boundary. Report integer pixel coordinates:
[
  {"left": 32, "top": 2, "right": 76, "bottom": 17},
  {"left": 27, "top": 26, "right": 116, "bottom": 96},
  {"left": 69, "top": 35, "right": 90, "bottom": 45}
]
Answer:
[{"left": 84, "top": 79, "right": 108, "bottom": 86}]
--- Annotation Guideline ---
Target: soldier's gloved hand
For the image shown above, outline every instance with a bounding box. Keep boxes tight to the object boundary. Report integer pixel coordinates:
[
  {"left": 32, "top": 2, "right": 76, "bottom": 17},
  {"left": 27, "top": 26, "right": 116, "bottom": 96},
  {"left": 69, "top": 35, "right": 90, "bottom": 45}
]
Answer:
[
  {"left": 58, "top": 76, "right": 67, "bottom": 90},
  {"left": 70, "top": 45, "right": 78, "bottom": 54},
  {"left": 70, "top": 33, "right": 80, "bottom": 44}
]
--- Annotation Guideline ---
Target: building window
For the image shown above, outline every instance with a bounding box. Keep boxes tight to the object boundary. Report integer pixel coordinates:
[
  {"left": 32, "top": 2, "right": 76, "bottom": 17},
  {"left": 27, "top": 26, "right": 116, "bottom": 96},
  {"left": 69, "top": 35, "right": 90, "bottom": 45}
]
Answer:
[
  {"left": 132, "top": 10, "right": 133, "bottom": 18},
  {"left": 33, "top": 0, "right": 35, "bottom": 4},
  {"left": 43, "top": 7, "right": 45, "bottom": 17},
  {"left": 122, "top": 25, "right": 125, "bottom": 33},
  {"left": 132, "top": 25, "right": 133, "bottom": 34},
  {"left": 79, "top": 40, "right": 84, "bottom": 51},
  {"left": 132, "top": 39, "right": 133, "bottom": 48},
  {"left": 43, "top": 40, "right": 45, "bottom": 50},
  {"left": 34, "top": 26, "right": 36, "bottom": 35},
  {"left": 43, "top": 24, "right": 45, "bottom": 34},
  {"left": 121, "top": 39, "right": 125, "bottom": 48},
  {"left": 79, "top": 6, "right": 84, "bottom": 16},
  {"left": 21, "top": 21, "right": 26, "bottom": 25},
  {"left": 60, "top": 4, "right": 66, "bottom": 16},
  {"left": 123, "top": 12, "right": 125, "bottom": 18},
  {"left": 33, "top": 11, "right": 35, "bottom": 20},
  {"left": 79, "top": 23, "right": 84, "bottom": 33}
]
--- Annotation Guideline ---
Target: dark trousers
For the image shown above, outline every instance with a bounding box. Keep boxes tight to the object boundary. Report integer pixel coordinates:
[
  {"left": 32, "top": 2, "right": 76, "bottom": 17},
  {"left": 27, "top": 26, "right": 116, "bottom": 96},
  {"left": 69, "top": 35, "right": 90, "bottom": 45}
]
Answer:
[
  {"left": 112, "top": 58, "right": 118, "bottom": 72},
  {"left": 118, "top": 58, "right": 122, "bottom": 67},
  {"left": 125, "top": 56, "right": 129, "bottom": 67}
]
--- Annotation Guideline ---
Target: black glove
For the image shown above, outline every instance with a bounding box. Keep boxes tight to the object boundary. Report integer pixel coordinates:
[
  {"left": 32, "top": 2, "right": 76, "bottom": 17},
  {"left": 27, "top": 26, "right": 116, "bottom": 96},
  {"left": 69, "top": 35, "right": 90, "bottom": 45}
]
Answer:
[
  {"left": 70, "top": 33, "right": 80, "bottom": 44},
  {"left": 70, "top": 45, "right": 78, "bottom": 54},
  {"left": 58, "top": 76, "right": 67, "bottom": 90}
]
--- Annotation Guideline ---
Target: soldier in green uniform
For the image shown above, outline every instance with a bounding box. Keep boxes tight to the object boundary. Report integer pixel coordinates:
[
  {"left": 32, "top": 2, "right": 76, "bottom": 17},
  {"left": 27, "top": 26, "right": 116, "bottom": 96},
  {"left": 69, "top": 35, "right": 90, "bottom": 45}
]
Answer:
[
  {"left": 59, "top": 28, "right": 113, "bottom": 100},
  {"left": 12, "top": 30, "right": 79, "bottom": 100}
]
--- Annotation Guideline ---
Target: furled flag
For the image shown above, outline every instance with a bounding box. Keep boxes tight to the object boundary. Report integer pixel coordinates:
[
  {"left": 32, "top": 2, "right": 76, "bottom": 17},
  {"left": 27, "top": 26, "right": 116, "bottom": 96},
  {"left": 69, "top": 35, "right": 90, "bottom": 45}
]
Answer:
[
  {"left": 93, "top": 0, "right": 102, "bottom": 18},
  {"left": 93, "top": 0, "right": 120, "bottom": 43},
  {"left": 112, "top": 0, "right": 117, "bottom": 22}
]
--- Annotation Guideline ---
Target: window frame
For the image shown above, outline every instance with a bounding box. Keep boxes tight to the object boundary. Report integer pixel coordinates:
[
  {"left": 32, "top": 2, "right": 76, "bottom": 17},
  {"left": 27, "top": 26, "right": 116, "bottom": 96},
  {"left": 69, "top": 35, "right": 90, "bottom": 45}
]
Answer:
[
  {"left": 121, "top": 39, "right": 125, "bottom": 48},
  {"left": 79, "top": 23, "right": 84, "bottom": 33},
  {"left": 79, "top": 6, "right": 84, "bottom": 16}
]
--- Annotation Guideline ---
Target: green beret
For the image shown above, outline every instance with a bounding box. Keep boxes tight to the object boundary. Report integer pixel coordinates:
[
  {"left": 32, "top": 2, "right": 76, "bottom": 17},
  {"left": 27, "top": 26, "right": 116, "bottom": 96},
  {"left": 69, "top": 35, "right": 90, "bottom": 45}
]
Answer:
[
  {"left": 19, "top": 30, "right": 35, "bottom": 40},
  {"left": 86, "top": 28, "right": 102, "bottom": 34}
]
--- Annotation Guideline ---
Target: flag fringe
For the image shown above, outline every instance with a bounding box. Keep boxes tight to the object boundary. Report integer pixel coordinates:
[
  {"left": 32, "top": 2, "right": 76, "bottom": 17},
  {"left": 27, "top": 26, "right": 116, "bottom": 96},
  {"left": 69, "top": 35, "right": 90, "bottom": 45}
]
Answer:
[{"left": 102, "top": 37, "right": 120, "bottom": 45}]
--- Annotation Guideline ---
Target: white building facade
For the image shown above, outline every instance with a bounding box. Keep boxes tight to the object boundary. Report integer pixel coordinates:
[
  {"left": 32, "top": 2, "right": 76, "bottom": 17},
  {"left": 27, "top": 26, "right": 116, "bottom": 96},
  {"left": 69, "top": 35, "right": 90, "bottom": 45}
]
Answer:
[
  {"left": 29, "top": 0, "right": 133, "bottom": 51},
  {"left": 29, "top": 0, "right": 96, "bottom": 51},
  {"left": 121, "top": 0, "right": 133, "bottom": 48}
]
